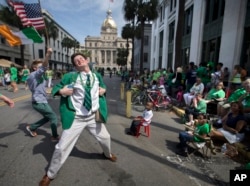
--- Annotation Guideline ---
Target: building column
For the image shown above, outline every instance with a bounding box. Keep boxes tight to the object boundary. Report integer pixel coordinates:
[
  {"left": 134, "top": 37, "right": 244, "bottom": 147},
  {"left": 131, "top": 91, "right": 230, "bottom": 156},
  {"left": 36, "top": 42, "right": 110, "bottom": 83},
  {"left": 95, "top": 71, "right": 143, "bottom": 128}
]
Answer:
[
  {"left": 219, "top": 0, "right": 247, "bottom": 71},
  {"left": 105, "top": 50, "right": 107, "bottom": 66},
  {"left": 110, "top": 50, "right": 113, "bottom": 66},
  {"left": 189, "top": 0, "right": 206, "bottom": 65}
]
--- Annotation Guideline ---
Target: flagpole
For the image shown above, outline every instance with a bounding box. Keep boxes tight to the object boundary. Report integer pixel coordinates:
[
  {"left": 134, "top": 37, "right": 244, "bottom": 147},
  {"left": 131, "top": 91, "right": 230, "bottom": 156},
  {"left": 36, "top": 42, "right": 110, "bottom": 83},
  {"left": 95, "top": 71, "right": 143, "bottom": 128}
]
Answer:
[{"left": 38, "top": 0, "right": 49, "bottom": 49}]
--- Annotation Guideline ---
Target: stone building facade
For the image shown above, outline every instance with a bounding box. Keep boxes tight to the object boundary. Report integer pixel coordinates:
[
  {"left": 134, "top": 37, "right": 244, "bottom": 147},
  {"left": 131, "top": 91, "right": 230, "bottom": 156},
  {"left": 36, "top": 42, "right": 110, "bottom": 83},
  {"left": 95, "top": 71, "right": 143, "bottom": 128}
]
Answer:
[{"left": 84, "top": 9, "right": 132, "bottom": 70}]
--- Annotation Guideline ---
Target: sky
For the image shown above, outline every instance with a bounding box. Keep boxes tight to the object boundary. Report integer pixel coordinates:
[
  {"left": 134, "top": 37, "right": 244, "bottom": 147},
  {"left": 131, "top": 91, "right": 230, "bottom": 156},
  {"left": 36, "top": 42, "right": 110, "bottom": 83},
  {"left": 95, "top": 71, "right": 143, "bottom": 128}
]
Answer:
[{"left": 0, "top": 0, "right": 126, "bottom": 45}]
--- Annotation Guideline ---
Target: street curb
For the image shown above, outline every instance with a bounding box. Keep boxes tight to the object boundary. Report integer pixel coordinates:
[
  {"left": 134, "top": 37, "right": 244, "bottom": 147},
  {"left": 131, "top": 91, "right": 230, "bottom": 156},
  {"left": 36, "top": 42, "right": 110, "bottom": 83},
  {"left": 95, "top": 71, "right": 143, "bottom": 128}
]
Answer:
[{"left": 172, "top": 106, "right": 185, "bottom": 118}]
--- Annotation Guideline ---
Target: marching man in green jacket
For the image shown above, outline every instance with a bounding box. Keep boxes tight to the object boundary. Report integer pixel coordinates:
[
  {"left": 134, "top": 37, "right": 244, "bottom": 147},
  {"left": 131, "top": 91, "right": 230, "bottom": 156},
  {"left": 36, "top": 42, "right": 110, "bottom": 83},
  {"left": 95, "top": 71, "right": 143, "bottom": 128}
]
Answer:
[{"left": 39, "top": 53, "right": 117, "bottom": 186}]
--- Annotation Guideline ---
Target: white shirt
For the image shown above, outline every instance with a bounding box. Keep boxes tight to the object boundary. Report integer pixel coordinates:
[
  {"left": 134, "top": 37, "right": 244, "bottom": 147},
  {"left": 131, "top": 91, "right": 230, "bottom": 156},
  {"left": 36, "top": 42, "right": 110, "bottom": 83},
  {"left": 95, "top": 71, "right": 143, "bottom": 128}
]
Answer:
[
  {"left": 142, "top": 109, "right": 153, "bottom": 126},
  {"left": 70, "top": 72, "right": 99, "bottom": 116}
]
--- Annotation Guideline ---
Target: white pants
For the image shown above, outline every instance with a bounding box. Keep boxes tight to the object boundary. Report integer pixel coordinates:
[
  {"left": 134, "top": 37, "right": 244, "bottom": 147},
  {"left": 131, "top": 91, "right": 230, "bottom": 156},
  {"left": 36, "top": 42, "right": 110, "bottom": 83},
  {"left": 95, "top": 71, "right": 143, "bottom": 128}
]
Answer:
[
  {"left": 47, "top": 77, "right": 52, "bottom": 88},
  {"left": 183, "top": 93, "right": 194, "bottom": 106},
  {"left": 47, "top": 114, "right": 112, "bottom": 179}
]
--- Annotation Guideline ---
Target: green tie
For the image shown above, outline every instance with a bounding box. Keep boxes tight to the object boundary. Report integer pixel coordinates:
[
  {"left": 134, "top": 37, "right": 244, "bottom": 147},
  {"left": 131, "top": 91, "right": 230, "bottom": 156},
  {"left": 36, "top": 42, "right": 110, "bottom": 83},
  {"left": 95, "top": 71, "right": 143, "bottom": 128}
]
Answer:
[{"left": 83, "top": 74, "right": 92, "bottom": 111}]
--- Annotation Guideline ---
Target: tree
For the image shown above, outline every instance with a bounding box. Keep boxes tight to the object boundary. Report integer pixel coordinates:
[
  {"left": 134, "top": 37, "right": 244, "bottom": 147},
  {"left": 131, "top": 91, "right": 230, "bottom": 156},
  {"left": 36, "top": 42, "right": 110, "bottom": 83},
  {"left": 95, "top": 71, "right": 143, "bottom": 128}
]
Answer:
[
  {"left": 117, "top": 48, "right": 128, "bottom": 67},
  {"left": 121, "top": 24, "right": 133, "bottom": 70},
  {"left": 81, "top": 50, "right": 91, "bottom": 58},
  {"left": 137, "top": 0, "right": 158, "bottom": 73},
  {"left": 123, "top": 0, "right": 138, "bottom": 72},
  {"left": 61, "top": 37, "right": 74, "bottom": 70},
  {"left": 73, "top": 40, "right": 80, "bottom": 53},
  {"left": 0, "top": 3, "right": 25, "bottom": 66},
  {"left": 38, "top": 18, "right": 59, "bottom": 50},
  {"left": 123, "top": 0, "right": 158, "bottom": 73}
]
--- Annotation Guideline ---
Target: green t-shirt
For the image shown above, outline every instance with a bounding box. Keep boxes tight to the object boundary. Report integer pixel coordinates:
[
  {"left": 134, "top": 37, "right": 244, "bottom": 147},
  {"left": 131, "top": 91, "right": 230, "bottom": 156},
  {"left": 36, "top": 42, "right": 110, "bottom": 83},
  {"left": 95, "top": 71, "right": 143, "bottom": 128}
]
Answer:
[
  {"left": 242, "top": 94, "right": 250, "bottom": 108},
  {"left": 206, "top": 88, "right": 225, "bottom": 100},
  {"left": 196, "top": 99, "right": 207, "bottom": 113},
  {"left": 228, "top": 88, "right": 246, "bottom": 103},
  {"left": 0, "top": 69, "right": 4, "bottom": 77},
  {"left": 196, "top": 66, "right": 207, "bottom": 83},
  {"left": 193, "top": 123, "right": 210, "bottom": 142}
]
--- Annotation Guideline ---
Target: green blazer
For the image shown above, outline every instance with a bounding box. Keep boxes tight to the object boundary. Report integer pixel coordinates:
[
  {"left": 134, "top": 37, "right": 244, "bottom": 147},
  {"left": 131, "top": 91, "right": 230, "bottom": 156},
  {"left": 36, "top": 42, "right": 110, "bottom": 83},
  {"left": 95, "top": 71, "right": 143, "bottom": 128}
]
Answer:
[{"left": 52, "top": 71, "right": 108, "bottom": 129}]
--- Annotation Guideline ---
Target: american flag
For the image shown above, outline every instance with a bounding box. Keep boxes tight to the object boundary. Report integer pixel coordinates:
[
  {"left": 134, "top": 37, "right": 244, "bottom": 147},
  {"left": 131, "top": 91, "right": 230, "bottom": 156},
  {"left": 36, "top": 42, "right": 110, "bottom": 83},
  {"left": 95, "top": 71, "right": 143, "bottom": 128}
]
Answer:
[{"left": 8, "top": 1, "right": 45, "bottom": 30}]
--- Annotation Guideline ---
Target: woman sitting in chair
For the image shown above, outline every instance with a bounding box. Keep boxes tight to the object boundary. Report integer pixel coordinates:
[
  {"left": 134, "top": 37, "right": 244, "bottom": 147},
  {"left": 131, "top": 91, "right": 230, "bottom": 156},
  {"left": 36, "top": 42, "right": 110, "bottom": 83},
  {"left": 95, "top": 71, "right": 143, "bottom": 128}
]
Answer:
[
  {"left": 185, "top": 93, "right": 207, "bottom": 126},
  {"left": 176, "top": 113, "right": 213, "bottom": 157},
  {"left": 210, "top": 101, "right": 246, "bottom": 144},
  {"left": 183, "top": 77, "right": 204, "bottom": 106},
  {"left": 126, "top": 102, "right": 153, "bottom": 136},
  {"left": 204, "top": 81, "right": 225, "bottom": 103}
]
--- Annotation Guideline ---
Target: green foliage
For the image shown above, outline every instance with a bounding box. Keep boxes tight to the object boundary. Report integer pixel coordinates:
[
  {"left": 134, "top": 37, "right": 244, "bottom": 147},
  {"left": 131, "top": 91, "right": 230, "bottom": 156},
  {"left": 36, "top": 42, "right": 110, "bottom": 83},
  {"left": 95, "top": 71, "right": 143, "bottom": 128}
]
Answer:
[{"left": 117, "top": 48, "right": 128, "bottom": 67}]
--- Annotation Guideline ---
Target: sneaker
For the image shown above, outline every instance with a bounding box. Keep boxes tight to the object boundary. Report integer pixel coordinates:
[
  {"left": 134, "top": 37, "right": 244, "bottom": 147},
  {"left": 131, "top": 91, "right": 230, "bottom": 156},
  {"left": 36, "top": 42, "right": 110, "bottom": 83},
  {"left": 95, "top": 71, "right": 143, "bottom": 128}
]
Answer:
[
  {"left": 26, "top": 125, "right": 37, "bottom": 137},
  {"left": 102, "top": 153, "right": 117, "bottom": 162},
  {"left": 51, "top": 136, "right": 60, "bottom": 142}
]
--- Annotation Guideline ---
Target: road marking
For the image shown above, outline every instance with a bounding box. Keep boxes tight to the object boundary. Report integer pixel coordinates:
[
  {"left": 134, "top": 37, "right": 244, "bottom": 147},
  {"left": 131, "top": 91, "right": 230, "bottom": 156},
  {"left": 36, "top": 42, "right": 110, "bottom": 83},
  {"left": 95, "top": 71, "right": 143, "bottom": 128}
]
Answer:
[{"left": 0, "top": 94, "right": 31, "bottom": 107}]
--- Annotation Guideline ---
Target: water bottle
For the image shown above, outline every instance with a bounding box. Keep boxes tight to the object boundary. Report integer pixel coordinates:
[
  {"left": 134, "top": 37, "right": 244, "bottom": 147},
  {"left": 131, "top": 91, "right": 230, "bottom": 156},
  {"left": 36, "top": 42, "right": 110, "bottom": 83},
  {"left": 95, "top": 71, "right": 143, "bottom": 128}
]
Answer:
[{"left": 221, "top": 143, "right": 227, "bottom": 153}]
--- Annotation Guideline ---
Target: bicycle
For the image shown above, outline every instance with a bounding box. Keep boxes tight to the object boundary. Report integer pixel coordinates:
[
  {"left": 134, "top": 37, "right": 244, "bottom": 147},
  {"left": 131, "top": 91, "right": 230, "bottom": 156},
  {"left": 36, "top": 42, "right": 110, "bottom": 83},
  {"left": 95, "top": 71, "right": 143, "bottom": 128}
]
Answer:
[{"left": 146, "top": 89, "right": 172, "bottom": 111}]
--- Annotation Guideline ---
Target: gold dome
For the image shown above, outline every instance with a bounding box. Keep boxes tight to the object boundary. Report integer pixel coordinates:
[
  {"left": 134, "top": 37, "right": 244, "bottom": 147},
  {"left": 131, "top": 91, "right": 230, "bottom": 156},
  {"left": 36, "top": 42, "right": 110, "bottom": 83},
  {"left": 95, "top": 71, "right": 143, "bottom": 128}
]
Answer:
[{"left": 101, "top": 9, "right": 117, "bottom": 30}]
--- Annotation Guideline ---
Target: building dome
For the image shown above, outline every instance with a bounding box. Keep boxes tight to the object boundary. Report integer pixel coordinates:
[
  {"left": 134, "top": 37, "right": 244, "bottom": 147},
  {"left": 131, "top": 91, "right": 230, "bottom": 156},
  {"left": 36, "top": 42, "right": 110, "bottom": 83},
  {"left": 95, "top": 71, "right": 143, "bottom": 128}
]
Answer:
[{"left": 101, "top": 9, "right": 117, "bottom": 30}]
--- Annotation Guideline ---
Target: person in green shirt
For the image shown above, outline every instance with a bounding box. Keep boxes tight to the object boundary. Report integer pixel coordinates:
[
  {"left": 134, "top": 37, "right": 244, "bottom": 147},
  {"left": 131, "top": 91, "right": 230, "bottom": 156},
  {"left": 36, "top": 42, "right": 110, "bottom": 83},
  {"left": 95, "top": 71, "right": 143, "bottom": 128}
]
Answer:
[
  {"left": 10, "top": 64, "right": 18, "bottom": 92},
  {"left": 20, "top": 65, "right": 30, "bottom": 90},
  {"left": 0, "top": 67, "right": 5, "bottom": 87},
  {"left": 176, "top": 113, "right": 211, "bottom": 157},
  {"left": 204, "top": 81, "right": 225, "bottom": 103},
  {"left": 217, "top": 87, "right": 246, "bottom": 119},
  {"left": 45, "top": 67, "right": 53, "bottom": 88},
  {"left": 239, "top": 79, "right": 250, "bottom": 124},
  {"left": 185, "top": 93, "right": 207, "bottom": 126}
]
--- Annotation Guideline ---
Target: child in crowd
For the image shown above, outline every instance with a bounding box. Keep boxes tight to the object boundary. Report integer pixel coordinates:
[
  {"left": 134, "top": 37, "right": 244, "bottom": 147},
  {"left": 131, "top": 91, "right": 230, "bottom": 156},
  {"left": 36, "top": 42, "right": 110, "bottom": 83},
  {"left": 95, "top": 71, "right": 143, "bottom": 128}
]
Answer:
[
  {"left": 127, "top": 102, "right": 154, "bottom": 136},
  {"left": 176, "top": 113, "right": 214, "bottom": 156}
]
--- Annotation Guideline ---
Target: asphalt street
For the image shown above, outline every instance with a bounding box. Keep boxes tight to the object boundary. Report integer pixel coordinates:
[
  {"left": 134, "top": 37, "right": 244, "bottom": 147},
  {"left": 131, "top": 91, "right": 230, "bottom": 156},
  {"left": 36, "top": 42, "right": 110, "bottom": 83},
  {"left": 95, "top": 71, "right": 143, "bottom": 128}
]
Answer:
[{"left": 0, "top": 75, "right": 245, "bottom": 186}]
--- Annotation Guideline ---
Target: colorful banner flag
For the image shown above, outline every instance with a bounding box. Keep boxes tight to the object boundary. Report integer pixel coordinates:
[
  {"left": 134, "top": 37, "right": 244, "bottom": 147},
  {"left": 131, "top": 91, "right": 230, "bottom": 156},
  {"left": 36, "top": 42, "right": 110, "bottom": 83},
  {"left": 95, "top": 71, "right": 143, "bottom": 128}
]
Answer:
[
  {"left": 8, "top": 0, "right": 45, "bottom": 30},
  {"left": 0, "top": 25, "right": 43, "bottom": 46}
]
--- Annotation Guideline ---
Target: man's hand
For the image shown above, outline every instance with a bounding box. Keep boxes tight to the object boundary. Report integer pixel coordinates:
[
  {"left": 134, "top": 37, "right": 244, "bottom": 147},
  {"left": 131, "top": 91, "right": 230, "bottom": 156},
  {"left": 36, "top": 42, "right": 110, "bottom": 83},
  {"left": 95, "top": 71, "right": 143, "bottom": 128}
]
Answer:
[
  {"left": 46, "top": 48, "right": 53, "bottom": 56},
  {"left": 59, "top": 86, "right": 74, "bottom": 96},
  {"left": 99, "top": 87, "right": 106, "bottom": 96}
]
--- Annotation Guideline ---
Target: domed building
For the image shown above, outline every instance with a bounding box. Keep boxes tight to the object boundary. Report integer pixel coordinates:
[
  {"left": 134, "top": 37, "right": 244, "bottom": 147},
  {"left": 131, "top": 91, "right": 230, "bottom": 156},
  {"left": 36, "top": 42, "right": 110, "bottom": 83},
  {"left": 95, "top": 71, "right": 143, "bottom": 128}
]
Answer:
[{"left": 84, "top": 9, "right": 132, "bottom": 70}]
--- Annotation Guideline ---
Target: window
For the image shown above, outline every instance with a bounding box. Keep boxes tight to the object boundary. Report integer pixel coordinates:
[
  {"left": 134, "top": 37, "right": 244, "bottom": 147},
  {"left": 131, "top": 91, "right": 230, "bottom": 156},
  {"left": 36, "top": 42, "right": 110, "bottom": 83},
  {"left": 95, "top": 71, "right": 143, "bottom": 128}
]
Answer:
[
  {"left": 170, "top": 0, "right": 176, "bottom": 12},
  {"left": 38, "top": 49, "right": 43, "bottom": 58},
  {"left": 205, "top": 0, "right": 225, "bottom": 24},
  {"left": 183, "top": 6, "right": 193, "bottom": 35},
  {"left": 159, "top": 31, "right": 163, "bottom": 49},
  {"left": 168, "top": 21, "right": 175, "bottom": 43},
  {"left": 160, "top": 6, "right": 165, "bottom": 22},
  {"left": 144, "top": 36, "right": 149, "bottom": 46},
  {"left": 143, "top": 53, "right": 148, "bottom": 63}
]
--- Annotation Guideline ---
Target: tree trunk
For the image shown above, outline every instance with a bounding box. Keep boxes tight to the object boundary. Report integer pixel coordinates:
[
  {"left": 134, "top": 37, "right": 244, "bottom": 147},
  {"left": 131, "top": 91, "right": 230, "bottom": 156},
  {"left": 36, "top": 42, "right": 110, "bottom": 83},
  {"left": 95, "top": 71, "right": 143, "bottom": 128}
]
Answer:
[
  {"left": 139, "top": 20, "right": 145, "bottom": 74},
  {"left": 174, "top": 0, "right": 185, "bottom": 69}
]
